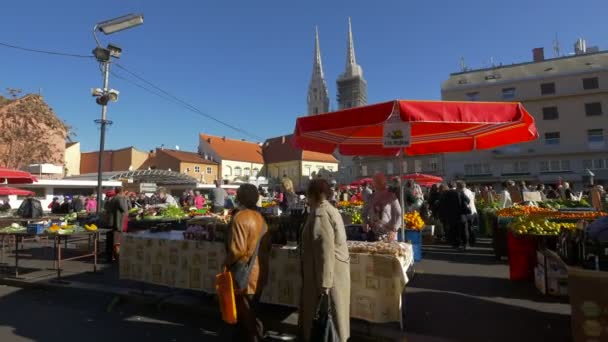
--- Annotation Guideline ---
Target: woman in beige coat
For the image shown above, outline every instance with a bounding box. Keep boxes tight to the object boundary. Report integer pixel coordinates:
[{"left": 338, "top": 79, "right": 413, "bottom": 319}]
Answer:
[{"left": 299, "top": 179, "right": 350, "bottom": 342}]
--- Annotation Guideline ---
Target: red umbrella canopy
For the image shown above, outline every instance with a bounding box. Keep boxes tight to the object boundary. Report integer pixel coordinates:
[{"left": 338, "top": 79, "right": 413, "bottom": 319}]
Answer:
[
  {"left": 0, "top": 168, "right": 38, "bottom": 184},
  {"left": 400, "top": 173, "right": 443, "bottom": 187},
  {"left": 0, "top": 187, "right": 35, "bottom": 196},
  {"left": 293, "top": 100, "right": 538, "bottom": 156},
  {"left": 350, "top": 178, "right": 374, "bottom": 186}
]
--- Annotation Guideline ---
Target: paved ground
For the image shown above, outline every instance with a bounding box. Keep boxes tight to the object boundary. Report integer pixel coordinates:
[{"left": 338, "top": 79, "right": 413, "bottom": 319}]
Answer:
[
  {"left": 0, "top": 237, "right": 573, "bottom": 341},
  {"left": 0, "top": 285, "right": 222, "bottom": 342}
]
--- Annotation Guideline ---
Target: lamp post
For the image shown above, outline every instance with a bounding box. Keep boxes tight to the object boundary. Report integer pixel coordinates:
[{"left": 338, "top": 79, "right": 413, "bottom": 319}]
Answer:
[{"left": 92, "top": 14, "right": 143, "bottom": 213}]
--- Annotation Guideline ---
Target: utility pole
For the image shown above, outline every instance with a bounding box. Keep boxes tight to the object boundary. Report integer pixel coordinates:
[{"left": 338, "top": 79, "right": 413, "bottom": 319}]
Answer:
[{"left": 95, "top": 61, "right": 111, "bottom": 213}]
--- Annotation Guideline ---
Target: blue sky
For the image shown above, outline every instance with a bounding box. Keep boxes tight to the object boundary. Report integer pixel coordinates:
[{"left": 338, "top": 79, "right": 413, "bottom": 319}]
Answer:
[{"left": 1, "top": 0, "right": 607, "bottom": 152}]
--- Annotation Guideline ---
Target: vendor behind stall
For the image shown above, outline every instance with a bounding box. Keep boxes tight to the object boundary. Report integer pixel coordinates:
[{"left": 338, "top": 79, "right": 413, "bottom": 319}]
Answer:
[{"left": 363, "top": 173, "right": 402, "bottom": 242}]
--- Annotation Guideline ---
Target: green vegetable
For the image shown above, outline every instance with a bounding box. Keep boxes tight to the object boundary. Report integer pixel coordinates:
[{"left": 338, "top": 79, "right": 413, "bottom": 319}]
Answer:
[{"left": 161, "top": 205, "right": 187, "bottom": 220}]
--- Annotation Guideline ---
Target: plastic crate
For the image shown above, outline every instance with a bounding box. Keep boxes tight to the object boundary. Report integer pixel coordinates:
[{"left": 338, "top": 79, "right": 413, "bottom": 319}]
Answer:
[
  {"left": 27, "top": 222, "right": 48, "bottom": 235},
  {"left": 399, "top": 229, "right": 422, "bottom": 262}
]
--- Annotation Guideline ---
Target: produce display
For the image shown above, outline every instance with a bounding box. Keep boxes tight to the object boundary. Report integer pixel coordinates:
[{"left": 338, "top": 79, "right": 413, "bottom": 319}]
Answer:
[
  {"left": 0, "top": 223, "right": 26, "bottom": 233},
  {"left": 351, "top": 211, "right": 363, "bottom": 224},
  {"left": 508, "top": 217, "right": 578, "bottom": 236},
  {"left": 84, "top": 224, "right": 98, "bottom": 232},
  {"left": 183, "top": 222, "right": 228, "bottom": 241},
  {"left": 347, "top": 241, "right": 410, "bottom": 257},
  {"left": 539, "top": 199, "right": 592, "bottom": 209},
  {"left": 496, "top": 205, "right": 556, "bottom": 217},
  {"left": 62, "top": 213, "right": 78, "bottom": 221},
  {"left": 404, "top": 211, "right": 425, "bottom": 230},
  {"left": 46, "top": 223, "right": 84, "bottom": 235},
  {"left": 497, "top": 205, "right": 607, "bottom": 220},
  {"left": 261, "top": 200, "right": 278, "bottom": 208}
]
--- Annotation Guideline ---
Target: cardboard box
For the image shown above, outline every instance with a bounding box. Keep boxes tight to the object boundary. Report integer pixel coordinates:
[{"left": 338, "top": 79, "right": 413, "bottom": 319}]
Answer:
[
  {"left": 537, "top": 250, "right": 546, "bottom": 267},
  {"left": 534, "top": 266, "right": 546, "bottom": 295},
  {"left": 568, "top": 266, "right": 608, "bottom": 341}
]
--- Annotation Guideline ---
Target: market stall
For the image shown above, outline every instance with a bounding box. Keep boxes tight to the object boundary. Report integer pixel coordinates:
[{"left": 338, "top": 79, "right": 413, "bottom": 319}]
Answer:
[{"left": 119, "top": 231, "right": 414, "bottom": 324}]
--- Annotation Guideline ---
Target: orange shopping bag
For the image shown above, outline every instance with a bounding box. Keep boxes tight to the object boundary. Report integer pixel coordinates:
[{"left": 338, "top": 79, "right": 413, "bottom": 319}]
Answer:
[{"left": 216, "top": 268, "right": 237, "bottom": 324}]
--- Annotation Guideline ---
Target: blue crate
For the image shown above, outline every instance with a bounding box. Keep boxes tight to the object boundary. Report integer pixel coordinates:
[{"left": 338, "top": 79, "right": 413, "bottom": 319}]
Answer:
[
  {"left": 399, "top": 229, "right": 422, "bottom": 262},
  {"left": 27, "top": 223, "right": 48, "bottom": 235}
]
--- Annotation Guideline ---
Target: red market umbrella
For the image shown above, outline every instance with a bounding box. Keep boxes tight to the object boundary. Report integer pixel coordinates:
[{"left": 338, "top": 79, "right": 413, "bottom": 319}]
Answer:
[
  {"left": 400, "top": 173, "right": 443, "bottom": 187},
  {"left": 350, "top": 178, "right": 373, "bottom": 186},
  {"left": 294, "top": 100, "right": 538, "bottom": 239},
  {"left": 294, "top": 100, "right": 538, "bottom": 156},
  {"left": 0, "top": 187, "right": 34, "bottom": 196},
  {"left": 0, "top": 168, "right": 37, "bottom": 184}
]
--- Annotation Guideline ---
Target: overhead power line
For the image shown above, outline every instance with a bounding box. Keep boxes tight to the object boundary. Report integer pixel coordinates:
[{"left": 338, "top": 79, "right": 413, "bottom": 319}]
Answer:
[
  {"left": 113, "top": 63, "right": 264, "bottom": 141},
  {"left": 0, "top": 41, "right": 93, "bottom": 58},
  {"left": 0, "top": 40, "right": 263, "bottom": 141}
]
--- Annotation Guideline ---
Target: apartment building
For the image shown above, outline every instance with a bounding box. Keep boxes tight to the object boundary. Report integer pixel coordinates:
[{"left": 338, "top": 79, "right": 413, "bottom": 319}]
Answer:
[{"left": 439, "top": 44, "right": 608, "bottom": 186}]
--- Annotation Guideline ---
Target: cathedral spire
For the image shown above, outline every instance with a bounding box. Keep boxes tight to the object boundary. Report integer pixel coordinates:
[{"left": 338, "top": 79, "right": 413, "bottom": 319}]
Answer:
[
  {"left": 341, "top": 17, "right": 363, "bottom": 79},
  {"left": 307, "top": 26, "right": 329, "bottom": 116},
  {"left": 313, "top": 26, "right": 324, "bottom": 78},
  {"left": 346, "top": 17, "right": 356, "bottom": 71}
]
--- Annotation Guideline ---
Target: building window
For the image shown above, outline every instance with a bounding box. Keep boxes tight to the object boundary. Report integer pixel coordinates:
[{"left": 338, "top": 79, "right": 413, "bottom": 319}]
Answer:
[
  {"left": 502, "top": 161, "right": 529, "bottom": 174},
  {"left": 540, "top": 82, "right": 556, "bottom": 95},
  {"left": 427, "top": 158, "right": 438, "bottom": 172},
  {"left": 327, "top": 167, "right": 333, "bottom": 172},
  {"left": 540, "top": 160, "right": 570, "bottom": 172},
  {"left": 304, "top": 165, "right": 312, "bottom": 176},
  {"left": 387, "top": 162, "right": 394, "bottom": 175},
  {"left": 244, "top": 167, "right": 251, "bottom": 176},
  {"left": 361, "top": 165, "right": 368, "bottom": 176},
  {"left": 185, "top": 167, "right": 191, "bottom": 173},
  {"left": 194, "top": 166, "right": 200, "bottom": 173},
  {"left": 206, "top": 167, "right": 212, "bottom": 174},
  {"left": 502, "top": 87, "right": 516, "bottom": 100},
  {"left": 414, "top": 160, "right": 422, "bottom": 173},
  {"left": 583, "top": 77, "right": 599, "bottom": 90},
  {"left": 544, "top": 132, "right": 560, "bottom": 145},
  {"left": 314, "top": 107, "right": 318, "bottom": 114},
  {"left": 252, "top": 168, "right": 259, "bottom": 176},
  {"left": 542, "top": 106, "right": 559, "bottom": 120},
  {"left": 401, "top": 161, "right": 408, "bottom": 173},
  {"left": 584, "top": 159, "right": 608, "bottom": 170},
  {"left": 234, "top": 167, "right": 242, "bottom": 176},
  {"left": 466, "top": 92, "right": 480, "bottom": 101},
  {"left": 587, "top": 129, "right": 604, "bottom": 144},
  {"left": 226, "top": 166, "right": 232, "bottom": 176},
  {"left": 464, "top": 163, "right": 491, "bottom": 176},
  {"left": 585, "top": 102, "right": 603, "bottom": 116}
]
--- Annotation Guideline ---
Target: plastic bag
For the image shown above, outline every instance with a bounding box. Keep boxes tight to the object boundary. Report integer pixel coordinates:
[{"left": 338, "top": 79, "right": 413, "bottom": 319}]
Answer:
[
  {"left": 310, "top": 293, "right": 339, "bottom": 342},
  {"left": 216, "top": 268, "right": 237, "bottom": 324}
]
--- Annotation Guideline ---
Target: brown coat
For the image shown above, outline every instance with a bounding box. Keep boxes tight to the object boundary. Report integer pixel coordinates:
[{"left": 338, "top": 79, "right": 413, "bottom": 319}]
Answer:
[
  {"left": 299, "top": 200, "right": 350, "bottom": 342},
  {"left": 591, "top": 188, "right": 603, "bottom": 211},
  {"left": 225, "top": 209, "right": 268, "bottom": 295}
]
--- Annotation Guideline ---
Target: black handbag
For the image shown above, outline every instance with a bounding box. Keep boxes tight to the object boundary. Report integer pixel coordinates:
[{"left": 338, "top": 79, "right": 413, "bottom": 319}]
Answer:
[
  {"left": 310, "top": 293, "right": 340, "bottom": 342},
  {"left": 229, "top": 235, "right": 262, "bottom": 290}
]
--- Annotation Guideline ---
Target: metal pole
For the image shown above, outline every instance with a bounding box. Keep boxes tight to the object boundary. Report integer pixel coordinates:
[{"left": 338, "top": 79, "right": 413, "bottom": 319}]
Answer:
[
  {"left": 96, "top": 61, "right": 111, "bottom": 213},
  {"left": 399, "top": 150, "right": 405, "bottom": 241}
]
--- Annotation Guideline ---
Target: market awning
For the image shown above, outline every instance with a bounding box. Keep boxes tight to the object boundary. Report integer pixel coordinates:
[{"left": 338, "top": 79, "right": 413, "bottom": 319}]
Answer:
[
  {"left": 294, "top": 100, "right": 539, "bottom": 156},
  {"left": 65, "top": 170, "right": 198, "bottom": 186},
  {"left": 0, "top": 168, "right": 37, "bottom": 184},
  {"left": 0, "top": 187, "right": 35, "bottom": 196}
]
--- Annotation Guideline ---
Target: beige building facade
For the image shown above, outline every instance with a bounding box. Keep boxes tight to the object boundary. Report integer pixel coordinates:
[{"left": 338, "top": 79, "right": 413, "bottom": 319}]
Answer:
[
  {"left": 64, "top": 142, "right": 81, "bottom": 176},
  {"left": 437, "top": 48, "right": 608, "bottom": 187}
]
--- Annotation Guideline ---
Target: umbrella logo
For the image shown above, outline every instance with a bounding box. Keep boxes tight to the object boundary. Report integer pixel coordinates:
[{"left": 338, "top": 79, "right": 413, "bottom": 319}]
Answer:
[{"left": 388, "top": 130, "right": 404, "bottom": 139}]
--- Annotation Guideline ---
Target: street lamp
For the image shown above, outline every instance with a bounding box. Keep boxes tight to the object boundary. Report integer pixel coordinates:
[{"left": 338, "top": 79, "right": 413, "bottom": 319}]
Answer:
[{"left": 92, "top": 13, "right": 144, "bottom": 213}]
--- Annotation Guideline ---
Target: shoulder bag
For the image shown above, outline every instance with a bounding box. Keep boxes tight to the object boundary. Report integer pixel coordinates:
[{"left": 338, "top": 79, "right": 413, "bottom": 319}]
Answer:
[{"left": 229, "top": 230, "right": 263, "bottom": 290}]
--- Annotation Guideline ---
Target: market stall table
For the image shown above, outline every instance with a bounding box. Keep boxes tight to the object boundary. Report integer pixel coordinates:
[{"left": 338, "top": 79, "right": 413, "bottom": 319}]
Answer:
[
  {"left": 0, "top": 230, "right": 104, "bottom": 279},
  {"left": 119, "top": 231, "right": 414, "bottom": 326}
]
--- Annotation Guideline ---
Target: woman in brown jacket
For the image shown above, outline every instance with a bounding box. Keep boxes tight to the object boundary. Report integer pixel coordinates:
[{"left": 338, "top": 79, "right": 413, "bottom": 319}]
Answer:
[
  {"left": 299, "top": 179, "right": 351, "bottom": 342},
  {"left": 224, "top": 184, "right": 268, "bottom": 342}
]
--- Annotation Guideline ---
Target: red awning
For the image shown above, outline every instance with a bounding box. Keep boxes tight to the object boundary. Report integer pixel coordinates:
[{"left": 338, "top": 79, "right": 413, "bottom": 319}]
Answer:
[
  {"left": 400, "top": 173, "right": 443, "bottom": 187},
  {"left": 0, "top": 187, "right": 35, "bottom": 196},
  {"left": 0, "top": 168, "right": 38, "bottom": 184},
  {"left": 293, "top": 100, "right": 538, "bottom": 156},
  {"left": 350, "top": 178, "right": 373, "bottom": 186}
]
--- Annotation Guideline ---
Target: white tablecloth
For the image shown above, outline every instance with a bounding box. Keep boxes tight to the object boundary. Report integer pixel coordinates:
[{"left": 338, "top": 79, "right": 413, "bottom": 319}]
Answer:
[{"left": 120, "top": 232, "right": 413, "bottom": 323}]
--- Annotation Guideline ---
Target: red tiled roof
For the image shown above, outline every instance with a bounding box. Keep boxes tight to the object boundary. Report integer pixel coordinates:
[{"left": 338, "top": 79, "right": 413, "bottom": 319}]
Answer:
[
  {"left": 200, "top": 134, "right": 263, "bottom": 164},
  {"left": 263, "top": 134, "right": 338, "bottom": 164},
  {"left": 158, "top": 149, "right": 217, "bottom": 164}
]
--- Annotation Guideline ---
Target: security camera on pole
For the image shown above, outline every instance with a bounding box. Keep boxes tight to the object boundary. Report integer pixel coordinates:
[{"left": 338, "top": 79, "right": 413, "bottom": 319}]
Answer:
[{"left": 91, "top": 14, "right": 143, "bottom": 213}]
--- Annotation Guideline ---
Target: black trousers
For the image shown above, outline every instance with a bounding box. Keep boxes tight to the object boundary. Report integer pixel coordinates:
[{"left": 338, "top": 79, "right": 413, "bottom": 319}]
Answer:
[
  {"left": 448, "top": 220, "right": 469, "bottom": 248},
  {"left": 231, "top": 294, "right": 264, "bottom": 342}
]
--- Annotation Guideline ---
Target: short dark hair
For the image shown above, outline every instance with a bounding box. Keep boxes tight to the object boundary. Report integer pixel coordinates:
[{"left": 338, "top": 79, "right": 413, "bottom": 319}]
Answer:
[
  {"left": 236, "top": 184, "right": 259, "bottom": 209},
  {"left": 307, "top": 179, "right": 332, "bottom": 203},
  {"left": 115, "top": 187, "right": 123, "bottom": 194}
]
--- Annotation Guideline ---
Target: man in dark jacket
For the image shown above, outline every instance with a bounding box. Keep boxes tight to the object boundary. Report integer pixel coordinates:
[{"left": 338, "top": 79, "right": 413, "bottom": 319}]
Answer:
[
  {"left": 439, "top": 182, "right": 471, "bottom": 250},
  {"left": 17, "top": 195, "right": 43, "bottom": 219}
]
